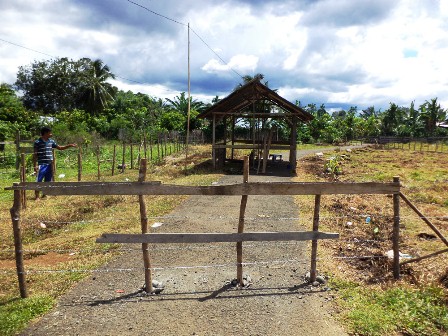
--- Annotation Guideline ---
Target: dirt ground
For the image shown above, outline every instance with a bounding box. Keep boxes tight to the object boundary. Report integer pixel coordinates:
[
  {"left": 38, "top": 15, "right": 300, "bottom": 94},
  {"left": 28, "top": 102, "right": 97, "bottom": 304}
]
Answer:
[{"left": 21, "top": 149, "right": 354, "bottom": 336}]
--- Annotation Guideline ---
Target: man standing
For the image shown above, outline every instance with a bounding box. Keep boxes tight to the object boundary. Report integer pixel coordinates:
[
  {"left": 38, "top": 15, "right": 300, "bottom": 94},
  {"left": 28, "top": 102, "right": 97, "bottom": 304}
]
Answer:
[{"left": 33, "top": 127, "right": 77, "bottom": 199}]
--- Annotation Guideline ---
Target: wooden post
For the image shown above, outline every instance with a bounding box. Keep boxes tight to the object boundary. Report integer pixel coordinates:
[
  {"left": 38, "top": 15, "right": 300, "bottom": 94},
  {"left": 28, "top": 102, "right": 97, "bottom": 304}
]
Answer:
[
  {"left": 10, "top": 186, "right": 28, "bottom": 298},
  {"left": 231, "top": 116, "right": 235, "bottom": 160},
  {"left": 111, "top": 145, "right": 116, "bottom": 176},
  {"left": 149, "top": 134, "right": 152, "bottom": 161},
  {"left": 15, "top": 131, "right": 20, "bottom": 170},
  {"left": 96, "top": 146, "right": 101, "bottom": 181},
  {"left": 121, "top": 142, "right": 125, "bottom": 173},
  {"left": 52, "top": 149, "right": 56, "bottom": 181},
  {"left": 20, "top": 153, "right": 27, "bottom": 209},
  {"left": 138, "top": 159, "right": 152, "bottom": 293},
  {"left": 237, "top": 156, "right": 249, "bottom": 286},
  {"left": 399, "top": 192, "right": 448, "bottom": 247},
  {"left": 392, "top": 176, "right": 400, "bottom": 279},
  {"left": 290, "top": 116, "right": 298, "bottom": 175},
  {"left": 77, "top": 148, "right": 82, "bottom": 182},
  {"left": 212, "top": 114, "right": 216, "bottom": 169},
  {"left": 130, "top": 143, "right": 134, "bottom": 170},
  {"left": 157, "top": 135, "right": 160, "bottom": 161},
  {"left": 164, "top": 133, "right": 167, "bottom": 157},
  {"left": 310, "top": 194, "right": 321, "bottom": 282}
]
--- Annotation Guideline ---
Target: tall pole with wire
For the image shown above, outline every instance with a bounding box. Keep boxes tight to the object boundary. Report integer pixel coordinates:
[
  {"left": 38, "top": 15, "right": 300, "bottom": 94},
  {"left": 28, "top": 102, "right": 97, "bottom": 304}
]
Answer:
[{"left": 185, "top": 23, "right": 191, "bottom": 172}]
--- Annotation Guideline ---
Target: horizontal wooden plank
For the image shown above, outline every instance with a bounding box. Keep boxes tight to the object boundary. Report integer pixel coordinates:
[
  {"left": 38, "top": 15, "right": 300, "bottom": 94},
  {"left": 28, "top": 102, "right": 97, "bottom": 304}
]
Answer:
[
  {"left": 5, "top": 181, "right": 400, "bottom": 195},
  {"left": 96, "top": 231, "right": 340, "bottom": 244},
  {"left": 213, "top": 144, "right": 290, "bottom": 150},
  {"left": 19, "top": 147, "right": 34, "bottom": 154}
]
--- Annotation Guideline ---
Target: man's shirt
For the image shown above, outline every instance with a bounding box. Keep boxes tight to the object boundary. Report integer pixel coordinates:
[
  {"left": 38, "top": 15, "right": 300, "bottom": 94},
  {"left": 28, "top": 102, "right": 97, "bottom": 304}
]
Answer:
[{"left": 34, "top": 138, "right": 58, "bottom": 165}]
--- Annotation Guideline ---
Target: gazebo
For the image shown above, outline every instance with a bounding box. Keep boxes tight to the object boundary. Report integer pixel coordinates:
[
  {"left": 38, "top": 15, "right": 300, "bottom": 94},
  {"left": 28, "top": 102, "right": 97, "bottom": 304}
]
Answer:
[{"left": 197, "top": 78, "right": 313, "bottom": 174}]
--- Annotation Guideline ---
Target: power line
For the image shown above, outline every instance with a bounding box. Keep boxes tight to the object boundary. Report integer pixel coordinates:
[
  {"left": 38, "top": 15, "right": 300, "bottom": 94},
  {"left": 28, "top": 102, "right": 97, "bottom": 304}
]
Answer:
[
  {"left": 126, "top": 0, "right": 187, "bottom": 27},
  {"left": 125, "top": 0, "right": 243, "bottom": 79},
  {"left": 189, "top": 27, "right": 243, "bottom": 79},
  {"left": 0, "top": 37, "right": 54, "bottom": 58}
]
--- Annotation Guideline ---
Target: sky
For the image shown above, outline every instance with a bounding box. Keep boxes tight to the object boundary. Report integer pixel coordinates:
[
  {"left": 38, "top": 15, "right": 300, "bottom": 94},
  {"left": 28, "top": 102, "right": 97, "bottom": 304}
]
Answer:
[{"left": 1, "top": 0, "right": 448, "bottom": 112}]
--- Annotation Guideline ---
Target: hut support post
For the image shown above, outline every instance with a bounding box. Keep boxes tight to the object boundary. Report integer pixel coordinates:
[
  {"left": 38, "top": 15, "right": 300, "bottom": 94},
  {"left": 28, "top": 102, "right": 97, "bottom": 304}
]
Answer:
[
  {"left": 237, "top": 156, "right": 249, "bottom": 286},
  {"left": 212, "top": 114, "right": 216, "bottom": 169},
  {"left": 231, "top": 116, "right": 235, "bottom": 160},
  {"left": 310, "top": 194, "right": 321, "bottom": 282},
  {"left": 290, "top": 116, "right": 298, "bottom": 175},
  {"left": 393, "top": 176, "right": 400, "bottom": 279},
  {"left": 139, "top": 159, "right": 152, "bottom": 293},
  {"left": 10, "top": 186, "right": 27, "bottom": 298}
]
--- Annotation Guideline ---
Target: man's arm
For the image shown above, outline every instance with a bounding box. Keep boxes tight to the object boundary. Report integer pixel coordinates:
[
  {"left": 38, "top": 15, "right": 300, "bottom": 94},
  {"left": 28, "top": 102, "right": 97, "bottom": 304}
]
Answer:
[{"left": 56, "top": 143, "right": 77, "bottom": 150}]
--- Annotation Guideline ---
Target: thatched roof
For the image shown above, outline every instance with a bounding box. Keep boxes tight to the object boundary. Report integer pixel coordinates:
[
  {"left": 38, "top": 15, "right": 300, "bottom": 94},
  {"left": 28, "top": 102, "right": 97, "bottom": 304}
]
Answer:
[{"left": 198, "top": 78, "right": 313, "bottom": 122}]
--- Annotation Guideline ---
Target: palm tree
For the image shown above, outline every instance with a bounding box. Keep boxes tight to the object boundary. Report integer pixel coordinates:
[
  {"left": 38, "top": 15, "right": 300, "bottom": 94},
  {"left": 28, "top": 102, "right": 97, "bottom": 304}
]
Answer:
[
  {"left": 80, "top": 59, "right": 116, "bottom": 115},
  {"left": 419, "top": 98, "right": 446, "bottom": 136}
]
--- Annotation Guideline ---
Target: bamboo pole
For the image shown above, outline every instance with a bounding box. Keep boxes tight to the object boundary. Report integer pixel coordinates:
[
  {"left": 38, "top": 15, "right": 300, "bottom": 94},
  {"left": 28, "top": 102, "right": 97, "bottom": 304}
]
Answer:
[
  {"left": 399, "top": 192, "right": 448, "bottom": 247},
  {"left": 392, "top": 176, "right": 400, "bottom": 279},
  {"left": 10, "top": 186, "right": 27, "bottom": 298},
  {"left": 138, "top": 159, "right": 152, "bottom": 293},
  {"left": 111, "top": 145, "right": 116, "bottom": 176},
  {"left": 237, "top": 156, "right": 249, "bottom": 286},
  {"left": 310, "top": 194, "right": 321, "bottom": 282}
]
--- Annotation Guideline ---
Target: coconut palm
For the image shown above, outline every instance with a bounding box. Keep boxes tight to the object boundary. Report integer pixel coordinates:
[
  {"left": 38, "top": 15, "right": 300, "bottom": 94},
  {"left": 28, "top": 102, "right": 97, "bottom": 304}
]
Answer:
[
  {"left": 419, "top": 98, "right": 446, "bottom": 136},
  {"left": 80, "top": 59, "right": 116, "bottom": 115}
]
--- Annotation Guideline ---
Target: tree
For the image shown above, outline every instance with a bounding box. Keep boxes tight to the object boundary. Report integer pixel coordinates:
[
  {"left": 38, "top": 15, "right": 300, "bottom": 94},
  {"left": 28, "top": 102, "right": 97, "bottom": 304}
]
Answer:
[
  {"left": 165, "top": 92, "right": 205, "bottom": 131},
  {"left": 79, "top": 59, "right": 116, "bottom": 115},
  {"left": 420, "top": 98, "right": 446, "bottom": 136},
  {"left": 15, "top": 57, "right": 117, "bottom": 115},
  {"left": 0, "top": 83, "right": 38, "bottom": 137}
]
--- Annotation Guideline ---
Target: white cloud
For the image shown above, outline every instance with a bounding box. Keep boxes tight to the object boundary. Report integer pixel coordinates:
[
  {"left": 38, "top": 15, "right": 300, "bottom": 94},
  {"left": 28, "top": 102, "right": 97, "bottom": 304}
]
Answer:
[
  {"left": 1, "top": 0, "right": 448, "bottom": 110},
  {"left": 202, "top": 54, "right": 259, "bottom": 73}
]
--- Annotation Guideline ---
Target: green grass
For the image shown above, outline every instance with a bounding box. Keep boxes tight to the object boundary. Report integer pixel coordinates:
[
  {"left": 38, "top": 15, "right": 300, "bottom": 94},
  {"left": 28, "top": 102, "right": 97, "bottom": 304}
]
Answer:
[
  {"left": 0, "top": 143, "right": 212, "bottom": 335},
  {"left": 0, "top": 295, "right": 55, "bottom": 336},
  {"left": 333, "top": 279, "right": 448, "bottom": 336}
]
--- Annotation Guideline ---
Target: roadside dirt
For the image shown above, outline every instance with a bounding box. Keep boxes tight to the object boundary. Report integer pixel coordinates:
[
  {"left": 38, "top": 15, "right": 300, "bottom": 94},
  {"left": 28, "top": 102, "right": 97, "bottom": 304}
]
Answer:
[{"left": 21, "top": 148, "right": 354, "bottom": 336}]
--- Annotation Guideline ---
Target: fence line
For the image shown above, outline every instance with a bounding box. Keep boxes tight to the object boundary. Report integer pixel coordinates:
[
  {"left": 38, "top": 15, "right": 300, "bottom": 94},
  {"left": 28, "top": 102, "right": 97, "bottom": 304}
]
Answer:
[{"left": 7, "top": 169, "right": 447, "bottom": 298}]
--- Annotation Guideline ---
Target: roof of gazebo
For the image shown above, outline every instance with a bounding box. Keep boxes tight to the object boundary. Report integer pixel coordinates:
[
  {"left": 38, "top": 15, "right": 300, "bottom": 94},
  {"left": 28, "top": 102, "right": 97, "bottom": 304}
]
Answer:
[{"left": 198, "top": 78, "right": 313, "bottom": 122}]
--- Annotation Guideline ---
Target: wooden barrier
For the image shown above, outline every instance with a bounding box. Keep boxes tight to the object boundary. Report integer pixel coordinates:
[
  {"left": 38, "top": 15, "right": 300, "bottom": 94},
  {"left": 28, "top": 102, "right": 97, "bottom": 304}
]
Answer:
[{"left": 7, "top": 175, "right": 407, "bottom": 298}]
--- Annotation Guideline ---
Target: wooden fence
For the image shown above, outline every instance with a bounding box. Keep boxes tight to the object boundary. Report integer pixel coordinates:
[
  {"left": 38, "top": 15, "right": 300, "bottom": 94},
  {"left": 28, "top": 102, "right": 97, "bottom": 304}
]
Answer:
[{"left": 6, "top": 163, "right": 448, "bottom": 298}]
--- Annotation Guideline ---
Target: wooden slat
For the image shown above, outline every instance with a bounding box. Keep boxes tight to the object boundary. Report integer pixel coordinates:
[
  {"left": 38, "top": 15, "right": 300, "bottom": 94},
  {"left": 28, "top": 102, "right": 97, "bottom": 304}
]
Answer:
[
  {"left": 19, "top": 147, "right": 34, "bottom": 154},
  {"left": 96, "top": 231, "right": 340, "bottom": 244},
  {"left": 6, "top": 181, "right": 400, "bottom": 196},
  {"left": 213, "top": 144, "right": 290, "bottom": 150}
]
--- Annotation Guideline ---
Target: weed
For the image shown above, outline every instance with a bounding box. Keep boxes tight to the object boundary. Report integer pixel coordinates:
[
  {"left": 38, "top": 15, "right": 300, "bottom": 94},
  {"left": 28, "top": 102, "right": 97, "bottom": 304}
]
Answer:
[{"left": 0, "top": 295, "right": 55, "bottom": 336}]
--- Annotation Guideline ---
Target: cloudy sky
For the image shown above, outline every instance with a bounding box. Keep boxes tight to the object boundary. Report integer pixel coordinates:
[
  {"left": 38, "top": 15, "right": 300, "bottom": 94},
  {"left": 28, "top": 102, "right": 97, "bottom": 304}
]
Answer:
[{"left": 1, "top": 0, "right": 448, "bottom": 112}]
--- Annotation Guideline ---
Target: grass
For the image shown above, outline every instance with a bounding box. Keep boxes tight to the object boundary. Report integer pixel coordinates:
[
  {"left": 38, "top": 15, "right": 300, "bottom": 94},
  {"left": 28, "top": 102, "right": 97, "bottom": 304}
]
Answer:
[
  {"left": 0, "top": 295, "right": 55, "bottom": 336},
  {"left": 295, "top": 145, "right": 448, "bottom": 335},
  {"left": 0, "top": 143, "right": 222, "bottom": 336},
  {"left": 333, "top": 279, "right": 448, "bottom": 336},
  {"left": 1, "top": 143, "right": 447, "bottom": 335}
]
